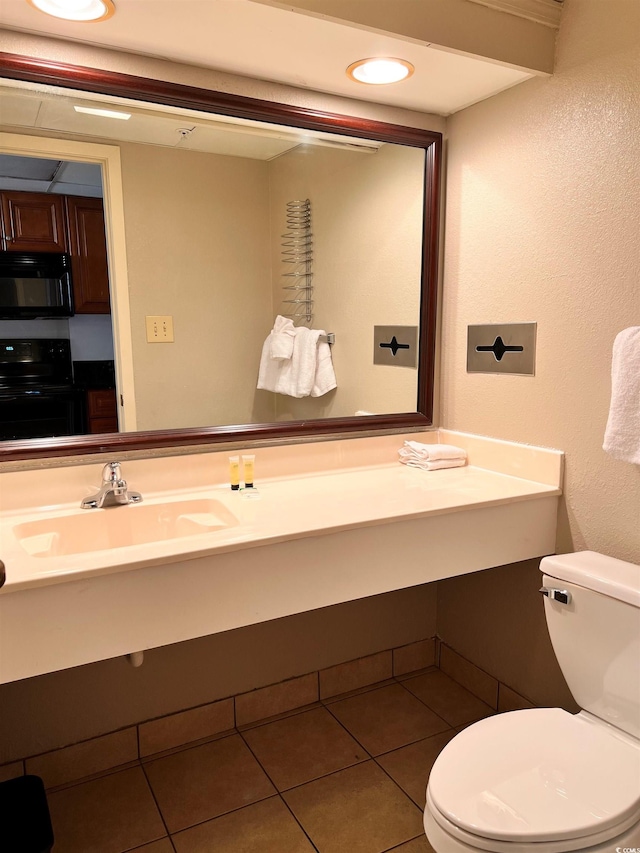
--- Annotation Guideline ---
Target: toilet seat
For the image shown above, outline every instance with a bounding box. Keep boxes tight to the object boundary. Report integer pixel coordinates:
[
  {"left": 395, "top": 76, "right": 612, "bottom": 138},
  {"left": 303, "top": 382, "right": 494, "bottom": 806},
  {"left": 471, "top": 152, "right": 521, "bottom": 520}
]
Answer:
[
  {"left": 427, "top": 708, "right": 640, "bottom": 851},
  {"left": 425, "top": 789, "right": 640, "bottom": 853}
]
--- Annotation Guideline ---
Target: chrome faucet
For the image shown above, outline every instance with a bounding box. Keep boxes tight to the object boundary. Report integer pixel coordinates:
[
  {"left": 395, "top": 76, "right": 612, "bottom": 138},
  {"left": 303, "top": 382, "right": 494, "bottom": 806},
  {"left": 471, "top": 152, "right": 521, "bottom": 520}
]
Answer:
[{"left": 80, "top": 462, "right": 143, "bottom": 509}]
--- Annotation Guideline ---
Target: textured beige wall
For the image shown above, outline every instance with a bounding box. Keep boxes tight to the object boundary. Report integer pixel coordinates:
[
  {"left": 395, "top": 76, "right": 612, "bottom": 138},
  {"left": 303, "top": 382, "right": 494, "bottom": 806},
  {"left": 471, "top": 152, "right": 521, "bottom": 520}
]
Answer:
[
  {"left": 437, "top": 561, "right": 579, "bottom": 710},
  {"left": 437, "top": 0, "right": 640, "bottom": 706},
  {"left": 120, "top": 143, "right": 275, "bottom": 429},
  {"left": 267, "top": 142, "right": 424, "bottom": 420}
]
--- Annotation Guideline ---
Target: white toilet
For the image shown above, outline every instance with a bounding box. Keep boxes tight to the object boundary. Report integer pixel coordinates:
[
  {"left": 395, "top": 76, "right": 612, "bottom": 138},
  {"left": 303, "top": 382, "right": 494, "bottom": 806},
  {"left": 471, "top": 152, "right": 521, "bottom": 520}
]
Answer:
[{"left": 424, "top": 551, "right": 640, "bottom": 852}]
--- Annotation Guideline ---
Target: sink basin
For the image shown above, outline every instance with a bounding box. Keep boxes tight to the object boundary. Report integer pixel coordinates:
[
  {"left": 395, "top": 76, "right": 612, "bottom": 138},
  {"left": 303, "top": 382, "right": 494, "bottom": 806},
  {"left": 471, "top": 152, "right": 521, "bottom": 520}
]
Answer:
[{"left": 13, "top": 498, "right": 238, "bottom": 558}]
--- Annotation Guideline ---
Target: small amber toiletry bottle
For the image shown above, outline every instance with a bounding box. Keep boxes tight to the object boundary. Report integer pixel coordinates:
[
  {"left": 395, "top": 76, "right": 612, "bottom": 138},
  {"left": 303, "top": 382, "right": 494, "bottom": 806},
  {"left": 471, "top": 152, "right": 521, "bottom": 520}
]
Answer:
[
  {"left": 242, "top": 454, "right": 255, "bottom": 488},
  {"left": 229, "top": 456, "right": 240, "bottom": 490}
]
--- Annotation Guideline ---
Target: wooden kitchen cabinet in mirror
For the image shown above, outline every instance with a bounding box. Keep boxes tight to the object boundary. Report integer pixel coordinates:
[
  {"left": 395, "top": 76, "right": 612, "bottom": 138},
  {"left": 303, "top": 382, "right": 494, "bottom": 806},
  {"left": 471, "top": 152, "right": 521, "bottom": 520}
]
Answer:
[
  {"left": 0, "top": 52, "right": 441, "bottom": 462},
  {"left": 0, "top": 190, "right": 111, "bottom": 312},
  {"left": 66, "top": 196, "right": 110, "bottom": 314},
  {"left": 85, "top": 388, "right": 118, "bottom": 434},
  {"left": 1, "top": 190, "right": 68, "bottom": 252}
]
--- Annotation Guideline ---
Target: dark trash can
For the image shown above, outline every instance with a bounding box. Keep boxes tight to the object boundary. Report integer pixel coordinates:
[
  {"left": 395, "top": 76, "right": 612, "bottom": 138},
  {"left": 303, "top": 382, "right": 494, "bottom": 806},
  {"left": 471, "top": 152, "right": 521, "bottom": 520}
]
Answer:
[{"left": 0, "top": 775, "right": 54, "bottom": 852}]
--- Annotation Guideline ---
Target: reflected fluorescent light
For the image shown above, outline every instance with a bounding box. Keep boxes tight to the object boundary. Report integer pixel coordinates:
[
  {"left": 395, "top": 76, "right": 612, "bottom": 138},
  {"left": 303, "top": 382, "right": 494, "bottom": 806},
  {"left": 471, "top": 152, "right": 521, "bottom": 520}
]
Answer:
[
  {"left": 26, "top": 0, "right": 115, "bottom": 22},
  {"left": 346, "top": 58, "right": 414, "bottom": 85},
  {"left": 74, "top": 105, "right": 131, "bottom": 120}
]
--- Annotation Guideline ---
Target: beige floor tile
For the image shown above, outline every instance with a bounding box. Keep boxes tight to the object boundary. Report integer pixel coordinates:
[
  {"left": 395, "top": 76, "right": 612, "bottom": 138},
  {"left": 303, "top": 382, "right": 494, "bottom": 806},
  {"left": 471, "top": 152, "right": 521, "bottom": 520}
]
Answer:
[
  {"left": 172, "top": 796, "right": 315, "bottom": 853},
  {"left": 243, "top": 706, "right": 367, "bottom": 790},
  {"left": 238, "top": 701, "right": 323, "bottom": 731},
  {"left": 403, "top": 670, "right": 494, "bottom": 727},
  {"left": 131, "top": 841, "right": 175, "bottom": 853},
  {"left": 47, "top": 766, "right": 166, "bottom": 853},
  {"left": 0, "top": 761, "right": 23, "bottom": 783},
  {"left": 395, "top": 667, "right": 437, "bottom": 683},
  {"left": 319, "top": 651, "right": 392, "bottom": 699},
  {"left": 328, "top": 684, "right": 449, "bottom": 756},
  {"left": 391, "top": 836, "right": 436, "bottom": 852},
  {"left": 376, "top": 730, "right": 457, "bottom": 808},
  {"left": 139, "top": 729, "right": 235, "bottom": 764},
  {"left": 321, "top": 678, "right": 396, "bottom": 705},
  {"left": 46, "top": 760, "right": 142, "bottom": 794},
  {"left": 26, "top": 728, "right": 138, "bottom": 790},
  {"left": 144, "top": 733, "right": 275, "bottom": 833},
  {"left": 283, "top": 760, "right": 423, "bottom": 853}
]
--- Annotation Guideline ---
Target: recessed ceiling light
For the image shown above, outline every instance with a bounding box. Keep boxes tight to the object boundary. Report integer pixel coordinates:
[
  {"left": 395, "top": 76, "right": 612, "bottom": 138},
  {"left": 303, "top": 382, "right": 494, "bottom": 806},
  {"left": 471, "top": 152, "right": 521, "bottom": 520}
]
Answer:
[
  {"left": 26, "top": 0, "right": 115, "bottom": 22},
  {"left": 346, "top": 58, "right": 415, "bottom": 85},
  {"left": 74, "top": 105, "right": 131, "bottom": 120}
]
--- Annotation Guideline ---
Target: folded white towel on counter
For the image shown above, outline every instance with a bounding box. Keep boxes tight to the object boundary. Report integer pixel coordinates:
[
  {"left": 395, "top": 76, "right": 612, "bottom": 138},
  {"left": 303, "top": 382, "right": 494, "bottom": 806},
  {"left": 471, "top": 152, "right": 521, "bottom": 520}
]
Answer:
[
  {"left": 269, "top": 315, "right": 296, "bottom": 360},
  {"left": 401, "top": 457, "right": 467, "bottom": 471},
  {"left": 399, "top": 441, "right": 468, "bottom": 462},
  {"left": 399, "top": 440, "right": 467, "bottom": 471},
  {"left": 603, "top": 326, "right": 640, "bottom": 464},
  {"left": 257, "top": 324, "right": 337, "bottom": 398}
]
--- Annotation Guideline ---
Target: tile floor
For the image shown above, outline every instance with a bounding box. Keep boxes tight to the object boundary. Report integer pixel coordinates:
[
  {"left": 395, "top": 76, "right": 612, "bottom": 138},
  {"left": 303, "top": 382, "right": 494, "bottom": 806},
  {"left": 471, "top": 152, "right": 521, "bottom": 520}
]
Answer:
[{"left": 44, "top": 668, "right": 495, "bottom": 852}]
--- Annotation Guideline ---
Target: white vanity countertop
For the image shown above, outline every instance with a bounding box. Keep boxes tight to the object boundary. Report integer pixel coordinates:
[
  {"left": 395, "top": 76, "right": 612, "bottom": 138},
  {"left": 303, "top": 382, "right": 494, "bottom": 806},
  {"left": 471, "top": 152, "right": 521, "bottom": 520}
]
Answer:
[
  {"left": 0, "top": 430, "right": 564, "bottom": 684},
  {"left": 0, "top": 430, "right": 562, "bottom": 593}
]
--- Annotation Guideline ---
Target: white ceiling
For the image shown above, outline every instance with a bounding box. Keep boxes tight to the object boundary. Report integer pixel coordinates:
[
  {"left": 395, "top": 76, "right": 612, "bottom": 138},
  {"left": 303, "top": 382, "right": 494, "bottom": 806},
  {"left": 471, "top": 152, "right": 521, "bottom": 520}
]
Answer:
[
  {"left": 0, "top": 84, "right": 315, "bottom": 159},
  {"left": 0, "top": 80, "right": 387, "bottom": 158},
  {"left": 0, "top": 153, "right": 103, "bottom": 196},
  {"left": 0, "top": 80, "right": 387, "bottom": 195},
  {"left": 0, "top": 0, "right": 535, "bottom": 116}
]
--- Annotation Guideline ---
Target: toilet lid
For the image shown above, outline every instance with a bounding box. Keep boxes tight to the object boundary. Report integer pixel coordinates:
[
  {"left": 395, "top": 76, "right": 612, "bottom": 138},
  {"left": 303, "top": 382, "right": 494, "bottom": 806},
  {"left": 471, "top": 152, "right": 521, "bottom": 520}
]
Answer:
[{"left": 428, "top": 708, "right": 640, "bottom": 845}]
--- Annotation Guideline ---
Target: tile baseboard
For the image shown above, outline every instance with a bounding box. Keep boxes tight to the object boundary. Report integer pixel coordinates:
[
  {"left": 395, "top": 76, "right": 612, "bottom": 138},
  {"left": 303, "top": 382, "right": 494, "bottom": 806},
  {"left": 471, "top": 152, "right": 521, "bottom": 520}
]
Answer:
[
  {"left": 1, "top": 635, "right": 536, "bottom": 789},
  {"left": 438, "top": 641, "right": 536, "bottom": 712}
]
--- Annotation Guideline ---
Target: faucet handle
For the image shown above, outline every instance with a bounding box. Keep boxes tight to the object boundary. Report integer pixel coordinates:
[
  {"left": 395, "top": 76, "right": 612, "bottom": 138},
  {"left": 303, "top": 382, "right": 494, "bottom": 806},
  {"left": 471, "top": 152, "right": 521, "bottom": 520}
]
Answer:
[{"left": 102, "top": 461, "right": 122, "bottom": 483}]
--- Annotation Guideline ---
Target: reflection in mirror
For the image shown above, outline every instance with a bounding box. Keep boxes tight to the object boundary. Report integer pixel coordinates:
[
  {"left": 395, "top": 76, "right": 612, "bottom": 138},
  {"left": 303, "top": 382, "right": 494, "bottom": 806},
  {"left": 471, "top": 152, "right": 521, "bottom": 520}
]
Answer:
[{"left": 0, "top": 58, "right": 440, "bottom": 460}]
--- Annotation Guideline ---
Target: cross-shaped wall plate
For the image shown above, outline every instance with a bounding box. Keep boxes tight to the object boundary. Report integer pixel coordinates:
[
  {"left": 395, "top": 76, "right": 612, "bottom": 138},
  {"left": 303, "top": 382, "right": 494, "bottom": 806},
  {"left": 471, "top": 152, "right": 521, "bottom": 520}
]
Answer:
[
  {"left": 467, "top": 323, "right": 537, "bottom": 375},
  {"left": 373, "top": 326, "right": 419, "bottom": 368}
]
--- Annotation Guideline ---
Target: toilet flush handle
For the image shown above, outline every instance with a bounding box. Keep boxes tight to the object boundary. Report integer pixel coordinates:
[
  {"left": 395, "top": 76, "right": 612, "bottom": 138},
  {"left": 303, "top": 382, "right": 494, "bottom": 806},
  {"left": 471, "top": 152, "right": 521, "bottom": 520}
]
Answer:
[{"left": 539, "top": 587, "right": 572, "bottom": 605}]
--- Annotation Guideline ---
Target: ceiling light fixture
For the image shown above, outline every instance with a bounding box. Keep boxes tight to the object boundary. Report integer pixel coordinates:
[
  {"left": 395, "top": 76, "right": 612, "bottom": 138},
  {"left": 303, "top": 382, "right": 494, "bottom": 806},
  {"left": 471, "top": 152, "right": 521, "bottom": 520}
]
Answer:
[
  {"left": 26, "top": 0, "right": 115, "bottom": 22},
  {"left": 346, "top": 58, "right": 414, "bottom": 85},
  {"left": 74, "top": 105, "right": 131, "bottom": 120}
]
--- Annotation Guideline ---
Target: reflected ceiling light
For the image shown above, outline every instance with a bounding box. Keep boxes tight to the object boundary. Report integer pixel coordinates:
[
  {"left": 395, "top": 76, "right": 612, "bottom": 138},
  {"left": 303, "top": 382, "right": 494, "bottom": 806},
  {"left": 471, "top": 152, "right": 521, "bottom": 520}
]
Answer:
[
  {"left": 74, "top": 105, "right": 130, "bottom": 119},
  {"left": 26, "top": 0, "right": 115, "bottom": 22},
  {"left": 346, "top": 58, "right": 414, "bottom": 85}
]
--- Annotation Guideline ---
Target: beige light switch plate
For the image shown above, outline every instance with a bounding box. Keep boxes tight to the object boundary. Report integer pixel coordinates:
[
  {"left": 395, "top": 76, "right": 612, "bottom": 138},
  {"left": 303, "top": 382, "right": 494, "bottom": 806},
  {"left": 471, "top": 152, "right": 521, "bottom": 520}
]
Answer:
[{"left": 145, "top": 315, "right": 174, "bottom": 343}]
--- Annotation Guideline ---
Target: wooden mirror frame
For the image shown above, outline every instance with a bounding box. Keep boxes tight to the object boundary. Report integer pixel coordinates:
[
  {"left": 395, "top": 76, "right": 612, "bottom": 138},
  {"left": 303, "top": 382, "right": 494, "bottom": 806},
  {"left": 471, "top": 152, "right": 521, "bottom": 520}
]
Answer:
[{"left": 0, "top": 52, "right": 441, "bottom": 462}]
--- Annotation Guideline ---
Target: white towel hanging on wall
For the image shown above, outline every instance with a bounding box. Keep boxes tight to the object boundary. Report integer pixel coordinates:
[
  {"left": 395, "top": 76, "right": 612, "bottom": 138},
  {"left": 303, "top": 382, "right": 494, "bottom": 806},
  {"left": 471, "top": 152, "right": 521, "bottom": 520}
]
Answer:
[
  {"left": 311, "top": 338, "right": 337, "bottom": 397},
  {"left": 603, "top": 326, "right": 640, "bottom": 464},
  {"left": 257, "top": 323, "right": 336, "bottom": 398},
  {"left": 269, "top": 315, "right": 296, "bottom": 359}
]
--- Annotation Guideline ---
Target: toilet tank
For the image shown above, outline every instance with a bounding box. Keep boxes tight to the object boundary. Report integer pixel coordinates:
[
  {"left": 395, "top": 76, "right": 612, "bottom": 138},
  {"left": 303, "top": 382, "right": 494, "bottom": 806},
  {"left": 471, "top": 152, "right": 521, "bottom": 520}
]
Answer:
[{"left": 540, "top": 551, "right": 640, "bottom": 740}]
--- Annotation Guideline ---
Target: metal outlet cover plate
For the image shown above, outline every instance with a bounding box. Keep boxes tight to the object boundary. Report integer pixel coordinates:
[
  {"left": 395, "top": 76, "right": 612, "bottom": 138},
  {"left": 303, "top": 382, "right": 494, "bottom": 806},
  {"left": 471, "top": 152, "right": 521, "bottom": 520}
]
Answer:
[
  {"left": 467, "top": 323, "right": 536, "bottom": 375},
  {"left": 373, "top": 325, "right": 418, "bottom": 368}
]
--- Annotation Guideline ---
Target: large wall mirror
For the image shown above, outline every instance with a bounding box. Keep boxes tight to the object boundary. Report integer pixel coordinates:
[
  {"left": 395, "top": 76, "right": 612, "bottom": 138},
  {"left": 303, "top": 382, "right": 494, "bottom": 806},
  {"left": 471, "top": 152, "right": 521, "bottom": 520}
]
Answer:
[{"left": 0, "top": 53, "right": 441, "bottom": 462}]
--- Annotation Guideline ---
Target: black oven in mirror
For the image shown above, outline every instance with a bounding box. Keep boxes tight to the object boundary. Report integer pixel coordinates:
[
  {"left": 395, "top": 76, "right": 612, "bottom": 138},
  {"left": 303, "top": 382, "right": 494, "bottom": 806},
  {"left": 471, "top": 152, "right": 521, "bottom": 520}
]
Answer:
[
  {"left": 0, "top": 338, "right": 82, "bottom": 440},
  {"left": 0, "top": 252, "right": 74, "bottom": 318}
]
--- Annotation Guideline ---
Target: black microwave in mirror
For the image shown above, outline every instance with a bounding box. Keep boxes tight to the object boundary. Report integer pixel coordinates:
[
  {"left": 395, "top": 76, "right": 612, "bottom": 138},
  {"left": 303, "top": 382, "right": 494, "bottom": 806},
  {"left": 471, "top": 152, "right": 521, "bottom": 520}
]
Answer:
[{"left": 0, "top": 252, "right": 74, "bottom": 319}]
